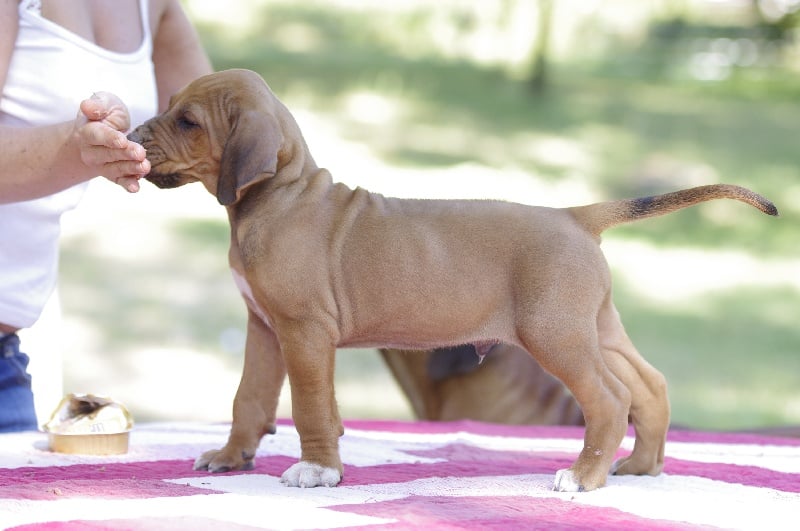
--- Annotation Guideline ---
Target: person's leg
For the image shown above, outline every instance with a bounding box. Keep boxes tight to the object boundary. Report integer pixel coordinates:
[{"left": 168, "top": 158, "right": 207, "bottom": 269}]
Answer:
[{"left": 0, "top": 333, "right": 39, "bottom": 432}]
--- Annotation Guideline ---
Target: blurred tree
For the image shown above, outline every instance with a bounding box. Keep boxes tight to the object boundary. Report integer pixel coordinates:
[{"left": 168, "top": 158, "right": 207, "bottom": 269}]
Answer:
[
  {"left": 528, "top": 0, "right": 554, "bottom": 94},
  {"left": 751, "top": 0, "right": 800, "bottom": 41}
]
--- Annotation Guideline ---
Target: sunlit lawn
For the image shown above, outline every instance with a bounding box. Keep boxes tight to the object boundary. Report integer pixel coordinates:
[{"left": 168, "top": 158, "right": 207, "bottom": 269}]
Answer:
[{"left": 59, "top": 2, "right": 799, "bottom": 430}]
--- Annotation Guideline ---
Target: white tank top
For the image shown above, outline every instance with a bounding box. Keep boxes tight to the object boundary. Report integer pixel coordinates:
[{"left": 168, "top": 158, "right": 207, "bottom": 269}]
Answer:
[{"left": 0, "top": 0, "right": 158, "bottom": 328}]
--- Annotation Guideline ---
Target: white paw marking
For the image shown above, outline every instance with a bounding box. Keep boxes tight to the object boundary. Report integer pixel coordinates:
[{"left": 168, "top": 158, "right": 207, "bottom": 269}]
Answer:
[
  {"left": 280, "top": 461, "right": 341, "bottom": 488},
  {"left": 193, "top": 454, "right": 211, "bottom": 471},
  {"left": 553, "top": 468, "right": 583, "bottom": 492}
]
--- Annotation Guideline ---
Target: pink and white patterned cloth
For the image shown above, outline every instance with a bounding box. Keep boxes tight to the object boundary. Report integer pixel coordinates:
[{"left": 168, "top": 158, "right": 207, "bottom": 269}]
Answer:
[{"left": 1, "top": 420, "right": 798, "bottom": 530}]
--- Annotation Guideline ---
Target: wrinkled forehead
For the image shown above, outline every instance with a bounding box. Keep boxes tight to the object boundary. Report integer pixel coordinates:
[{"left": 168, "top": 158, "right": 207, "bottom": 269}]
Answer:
[
  {"left": 167, "top": 76, "right": 225, "bottom": 110},
  {"left": 168, "top": 71, "right": 273, "bottom": 113},
  {"left": 186, "top": 70, "right": 270, "bottom": 97}
]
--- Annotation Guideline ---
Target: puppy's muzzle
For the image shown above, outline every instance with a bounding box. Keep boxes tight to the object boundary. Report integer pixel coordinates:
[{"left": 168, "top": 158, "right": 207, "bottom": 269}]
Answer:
[
  {"left": 145, "top": 173, "right": 185, "bottom": 189},
  {"left": 126, "top": 129, "right": 144, "bottom": 146},
  {"left": 127, "top": 129, "right": 181, "bottom": 189}
]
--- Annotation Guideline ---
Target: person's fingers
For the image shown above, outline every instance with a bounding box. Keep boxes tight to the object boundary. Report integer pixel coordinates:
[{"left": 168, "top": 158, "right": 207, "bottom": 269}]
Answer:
[
  {"left": 103, "top": 158, "right": 150, "bottom": 178},
  {"left": 79, "top": 94, "right": 109, "bottom": 121},
  {"left": 79, "top": 142, "right": 146, "bottom": 168},
  {"left": 100, "top": 158, "right": 150, "bottom": 193},
  {"left": 113, "top": 175, "right": 142, "bottom": 193},
  {"left": 74, "top": 92, "right": 148, "bottom": 194},
  {"left": 79, "top": 92, "right": 131, "bottom": 132},
  {"left": 78, "top": 121, "right": 130, "bottom": 150}
]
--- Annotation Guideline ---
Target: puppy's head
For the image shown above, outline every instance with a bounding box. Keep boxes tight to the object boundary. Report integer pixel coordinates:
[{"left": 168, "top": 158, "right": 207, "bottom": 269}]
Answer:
[{"left": 128, "top": 69, "right": 284, "bottom": 206}]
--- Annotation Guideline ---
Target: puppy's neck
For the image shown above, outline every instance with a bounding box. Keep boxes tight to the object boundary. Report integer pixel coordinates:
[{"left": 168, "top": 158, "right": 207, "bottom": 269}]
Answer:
[{"left": 229, "top": 164, "right": 333, "bottom": 223}]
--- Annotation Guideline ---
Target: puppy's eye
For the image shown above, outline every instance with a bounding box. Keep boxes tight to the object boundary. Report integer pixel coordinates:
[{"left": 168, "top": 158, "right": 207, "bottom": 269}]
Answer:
[{"left": 177, "top": 114, "right": 199, "bottom": 131}]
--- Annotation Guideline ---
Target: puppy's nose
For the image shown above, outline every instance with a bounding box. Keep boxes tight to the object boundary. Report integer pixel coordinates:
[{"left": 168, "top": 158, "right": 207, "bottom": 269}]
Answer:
[{"left": 127, "top": 129, "right": 143, "bottom": 144}]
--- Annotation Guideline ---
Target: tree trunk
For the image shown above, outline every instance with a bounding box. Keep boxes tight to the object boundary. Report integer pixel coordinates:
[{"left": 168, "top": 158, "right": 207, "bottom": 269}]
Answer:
[{"left": 529, "top": 0, "right": 554, "bottom": 94}]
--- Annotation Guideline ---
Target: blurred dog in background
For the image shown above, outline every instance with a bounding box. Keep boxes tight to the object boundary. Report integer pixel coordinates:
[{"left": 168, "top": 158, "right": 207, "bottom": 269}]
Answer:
[{"left": 381, "top": 345, "right": 584, "bottom": 425}]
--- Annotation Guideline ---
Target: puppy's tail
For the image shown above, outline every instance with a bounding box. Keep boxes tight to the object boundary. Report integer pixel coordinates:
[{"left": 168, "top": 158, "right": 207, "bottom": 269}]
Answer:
[{"left": 567, "top": 184, "right": 778, "bottom": 237}]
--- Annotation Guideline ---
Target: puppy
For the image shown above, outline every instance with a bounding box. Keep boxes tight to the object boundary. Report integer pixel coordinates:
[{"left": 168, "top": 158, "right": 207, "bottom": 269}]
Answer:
[{"left": 128, "top": 69, "right": 777, "bottom": 491}]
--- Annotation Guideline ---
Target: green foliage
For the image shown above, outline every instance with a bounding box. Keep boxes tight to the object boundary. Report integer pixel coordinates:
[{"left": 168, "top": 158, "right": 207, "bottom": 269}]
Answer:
[
  {"left": 183, "top": 2, "right": 799, "bottom": 429},
  {"left": 198, "top": 3, "right": 797, "bottom": 256},
  {"left": 615, "top": 282, "right": 800, "bottom": 429},
  {"left": 60, "top": 220, "right": 241, "bottom": 361}
]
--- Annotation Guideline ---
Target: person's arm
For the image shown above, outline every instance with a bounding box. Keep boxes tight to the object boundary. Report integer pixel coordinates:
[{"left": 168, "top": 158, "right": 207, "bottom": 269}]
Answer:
[
  {"left": 0, "top": 2, "right": 148, "bottom": 203},
  {"left": 0, "top": 94, "right": 149, "bottom": 203},
  {"left": 151, "top": 0, "right": 213, "bottom": 112}
]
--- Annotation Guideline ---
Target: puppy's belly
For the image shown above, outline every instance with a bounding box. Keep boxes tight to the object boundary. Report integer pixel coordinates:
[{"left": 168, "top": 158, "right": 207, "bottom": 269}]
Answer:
[
  {"left": 337, "top": 308, "right": 510, "bottom": 351},
  {"left": 230, "top": 268, "right": 507, "bottom": 351}
]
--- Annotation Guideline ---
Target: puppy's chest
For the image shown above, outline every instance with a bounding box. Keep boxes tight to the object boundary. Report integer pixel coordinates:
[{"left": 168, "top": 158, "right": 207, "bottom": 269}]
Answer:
[{"left": 230, "top": 268, "right": 274, "bottom": 329}]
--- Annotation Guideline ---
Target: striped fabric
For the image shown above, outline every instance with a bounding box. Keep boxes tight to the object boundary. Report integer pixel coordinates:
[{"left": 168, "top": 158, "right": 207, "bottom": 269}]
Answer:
[{"left": 1, "top": 420, "right": 798, "bottom": 530}]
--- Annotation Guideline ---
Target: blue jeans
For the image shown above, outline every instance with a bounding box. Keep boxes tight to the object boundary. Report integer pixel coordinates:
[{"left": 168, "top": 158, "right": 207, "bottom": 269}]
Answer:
[{"left": 0, "top": 333, "right": 38, "bottom": 432}]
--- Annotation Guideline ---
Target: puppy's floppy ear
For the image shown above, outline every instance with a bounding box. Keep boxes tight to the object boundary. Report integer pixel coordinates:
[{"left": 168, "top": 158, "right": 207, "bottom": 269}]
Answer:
[{"left": 217, "top": 110, "right": 282, "bottom": 206}]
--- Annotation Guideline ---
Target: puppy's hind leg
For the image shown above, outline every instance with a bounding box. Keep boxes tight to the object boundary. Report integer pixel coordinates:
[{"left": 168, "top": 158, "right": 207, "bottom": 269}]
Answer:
[
  {"left": 520, "top": 316, "right": 631, "bottom": 492},
  {"left": 195, "top": 310, "right": 286, "bottom": 472},
  {"left": 598, "top": 298, "right": 669, "bottom": 477}
]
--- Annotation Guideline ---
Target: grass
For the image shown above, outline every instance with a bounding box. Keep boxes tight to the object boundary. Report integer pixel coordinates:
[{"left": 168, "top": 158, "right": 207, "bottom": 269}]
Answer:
[
  {"left": 614, "top": 282, "right": 800, "bottom": 429},
  {"left": 58, "top": 2, "right": 799, "bottom": 430}
]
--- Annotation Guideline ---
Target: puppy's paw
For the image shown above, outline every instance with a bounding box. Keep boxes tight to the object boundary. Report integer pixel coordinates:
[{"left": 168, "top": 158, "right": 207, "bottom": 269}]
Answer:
[
  {"left": 553, "top": 468, "right": 584, "bottom": 492},
  {"left": 193, "top": 447, "right": 255, "bottom": 473},
  {"left": 611, "top": 455, "right": 663, "bottom": 477},
  {"left": 280, "top": 461, "right": 341, "bottom": 488},
  {"left": 610, "top": 457, "right": 630, "bottom": 475}
]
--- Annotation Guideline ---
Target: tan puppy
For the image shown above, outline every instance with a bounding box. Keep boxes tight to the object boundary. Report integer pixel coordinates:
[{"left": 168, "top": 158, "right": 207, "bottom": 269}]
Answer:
[
  {"left": 128, "top": 69, "right": 777, "bottom": 492},
  {"left": 381, "top": 345, "right": 585, "bottom": 425}
]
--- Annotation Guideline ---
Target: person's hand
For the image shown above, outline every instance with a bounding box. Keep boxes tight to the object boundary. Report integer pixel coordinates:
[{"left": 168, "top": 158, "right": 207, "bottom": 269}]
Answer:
[{"left": 74, "top": 92, "right": 150, "bottom": 193}]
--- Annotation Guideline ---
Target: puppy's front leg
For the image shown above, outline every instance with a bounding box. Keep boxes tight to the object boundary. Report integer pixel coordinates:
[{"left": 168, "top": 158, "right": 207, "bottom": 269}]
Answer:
[
  {"left": 278, "top": 322, "right": 343, "bottom": 488},
  {"left": 194, "top": 309, "right": 286, "bottom": 472}
]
